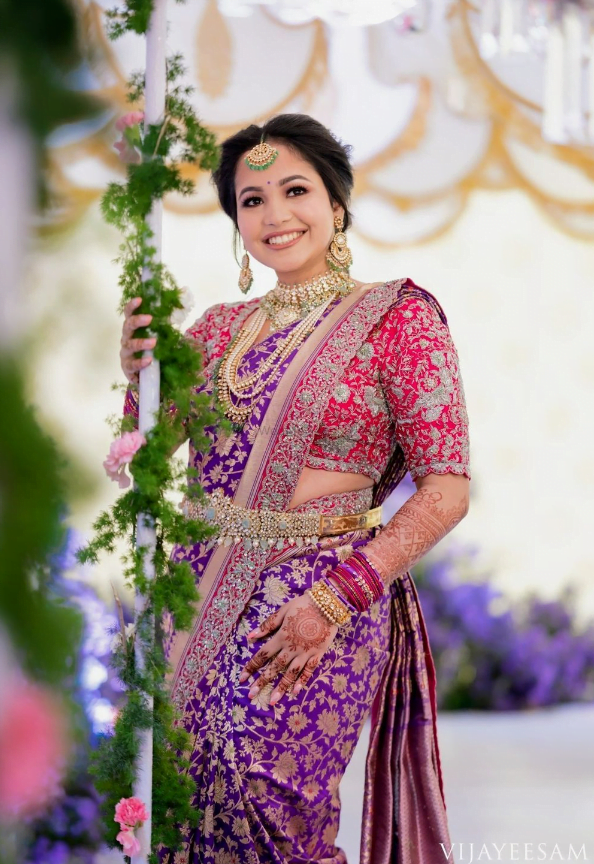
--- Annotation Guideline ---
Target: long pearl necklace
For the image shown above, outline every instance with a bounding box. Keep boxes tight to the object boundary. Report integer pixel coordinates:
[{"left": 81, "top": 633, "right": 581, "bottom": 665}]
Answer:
[{"left": 215, "top": 293, "right": 339, "bottom": 426}]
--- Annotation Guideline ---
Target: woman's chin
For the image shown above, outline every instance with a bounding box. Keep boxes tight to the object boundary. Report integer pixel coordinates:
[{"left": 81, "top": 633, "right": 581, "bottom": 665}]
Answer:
[{"left": 261, "top": 248, "right": 327, "bottom": 279}]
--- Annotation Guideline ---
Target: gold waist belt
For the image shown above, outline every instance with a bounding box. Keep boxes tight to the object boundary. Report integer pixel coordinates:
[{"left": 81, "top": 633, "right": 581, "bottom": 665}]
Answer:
[{"left": 181, "top": 486, "right": 382, "bottom": 551}]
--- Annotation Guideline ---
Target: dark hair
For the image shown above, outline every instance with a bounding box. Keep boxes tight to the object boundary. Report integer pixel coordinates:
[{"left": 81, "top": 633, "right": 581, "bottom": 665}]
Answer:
[{"left": 211, "top": 113, "right": 354, "bottom": 256}]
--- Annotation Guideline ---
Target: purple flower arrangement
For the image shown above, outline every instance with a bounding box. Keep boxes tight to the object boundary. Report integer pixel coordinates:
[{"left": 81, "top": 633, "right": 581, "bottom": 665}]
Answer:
[
  {"left": 414, "top": 541, "right": 594, "bottom": 710},
  {"left": 24, "top": 527, "right": 132, "bottom": 863}
]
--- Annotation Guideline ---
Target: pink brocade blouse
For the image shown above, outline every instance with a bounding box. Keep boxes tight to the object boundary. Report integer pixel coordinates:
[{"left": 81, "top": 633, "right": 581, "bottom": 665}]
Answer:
[{"left": 173, "top": 279, "right": 472, "bottom": 485}]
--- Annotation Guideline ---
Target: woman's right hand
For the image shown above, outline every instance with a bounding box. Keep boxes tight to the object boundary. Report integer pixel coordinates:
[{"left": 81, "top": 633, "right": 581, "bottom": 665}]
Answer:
[{"left": 120, "top": 297, "right": 157, "bottom": 386}]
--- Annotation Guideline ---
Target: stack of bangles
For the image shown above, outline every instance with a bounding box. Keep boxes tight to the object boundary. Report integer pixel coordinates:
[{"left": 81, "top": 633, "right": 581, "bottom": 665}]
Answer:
[{"left": 306, "top": 549, "right": 386, "bottom": 627}]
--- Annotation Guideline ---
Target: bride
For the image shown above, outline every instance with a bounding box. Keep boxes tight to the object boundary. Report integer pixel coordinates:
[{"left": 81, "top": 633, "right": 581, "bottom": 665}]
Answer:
[{"left": 120, "top": 112, "right": 470, "bottom": 864}]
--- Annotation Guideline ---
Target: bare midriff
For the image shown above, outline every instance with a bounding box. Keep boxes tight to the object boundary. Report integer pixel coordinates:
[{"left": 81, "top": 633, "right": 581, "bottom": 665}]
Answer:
[
  {"left": 287, "top": 466, "right": 374, "bottom": 511},
  {"left": 242, "top": 280, "right": 380, "bottom": 512}
]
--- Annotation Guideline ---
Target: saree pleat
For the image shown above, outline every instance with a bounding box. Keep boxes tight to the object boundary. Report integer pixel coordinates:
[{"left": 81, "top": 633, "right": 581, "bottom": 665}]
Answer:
[
  {"left": 155, "top": 281, "right": 454, "bottom": 864},
  {"left": 361, "top": 573, "right": 453, "bottom": 864}
]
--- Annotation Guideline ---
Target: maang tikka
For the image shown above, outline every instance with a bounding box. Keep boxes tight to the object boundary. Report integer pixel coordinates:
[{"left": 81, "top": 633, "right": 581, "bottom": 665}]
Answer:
[
  {"left": 326, "top": 213, "right": 353, "bottom": 272},
  {"left": 238, "top": 248, "right": 254, "bottom": 294},
  {"left": 244, "top": 138, "right": 279, "bottom": 171}
]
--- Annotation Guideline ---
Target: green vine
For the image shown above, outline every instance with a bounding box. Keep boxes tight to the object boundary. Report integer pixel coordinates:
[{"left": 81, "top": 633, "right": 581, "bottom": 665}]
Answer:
[{"left": 75, "top": 4, "right": 228, "bottom": 858}]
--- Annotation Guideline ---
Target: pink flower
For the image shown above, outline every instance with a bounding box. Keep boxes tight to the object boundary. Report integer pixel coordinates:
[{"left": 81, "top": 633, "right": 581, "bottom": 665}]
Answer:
[
  {"left": 114, "top": 111, "right": 144, "bottom": 164},
  {"left": 115, "top": 111, "right": 145, "bottom": 132},
  {"left": 0, "top": 678, "right": 68, "bottom": 819},
  {"left": 103, "top": 430, "right": 146, "bottom": 489},
  {"left": 114, "top": 138, "right": 142, "bottom": 164},
  {"left": 116, "top": 828, "right": 141, "bottom": 856},
  {"left": 114, "top": 795, "right": 149, "bottom": 829}
]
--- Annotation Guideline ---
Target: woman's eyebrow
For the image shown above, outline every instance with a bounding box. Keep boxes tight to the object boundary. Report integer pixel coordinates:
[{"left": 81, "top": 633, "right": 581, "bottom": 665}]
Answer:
[
  {"left": 238, "top": 175, "right": 311, "bottom": 197},
  {"left": 278, "top": 174, "right": 310, "bottom": 187}
]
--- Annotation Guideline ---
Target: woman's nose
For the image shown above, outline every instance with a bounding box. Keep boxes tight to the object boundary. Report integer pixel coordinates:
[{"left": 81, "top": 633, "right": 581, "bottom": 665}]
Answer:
[{"left": 263, "top": 200, "right": 293, "bottom": 227}]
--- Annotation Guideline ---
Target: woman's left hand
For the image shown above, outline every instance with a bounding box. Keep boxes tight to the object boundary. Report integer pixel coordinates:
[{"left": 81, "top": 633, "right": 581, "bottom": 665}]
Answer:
[{"left": 238, "top": 592, "right": 338, "bottom": 707}]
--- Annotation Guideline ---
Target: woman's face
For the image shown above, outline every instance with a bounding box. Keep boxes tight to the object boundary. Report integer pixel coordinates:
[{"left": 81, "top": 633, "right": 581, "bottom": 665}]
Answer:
[{"left": 234, "top": 141, "right": 344, "bottom": 285}]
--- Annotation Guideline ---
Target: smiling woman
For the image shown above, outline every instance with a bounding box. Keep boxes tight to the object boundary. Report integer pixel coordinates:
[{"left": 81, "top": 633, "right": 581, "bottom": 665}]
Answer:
[
  {"left": 120, "top": 113, "right": 471, "bottom": 864},
  {"left": 235, "top": 158, "right": 345, "bottom": 285}
]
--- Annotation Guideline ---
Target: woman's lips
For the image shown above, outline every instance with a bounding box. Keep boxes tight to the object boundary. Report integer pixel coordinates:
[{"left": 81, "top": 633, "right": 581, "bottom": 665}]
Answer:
[{"left": 264, "top": 230, "right": 306, "bottom": 250}]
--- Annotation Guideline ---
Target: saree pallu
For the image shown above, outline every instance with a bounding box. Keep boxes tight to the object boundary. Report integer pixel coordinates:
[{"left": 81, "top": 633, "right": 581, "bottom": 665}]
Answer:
[{"left": 157, "top": 281, "right": 454, "bottom": 864}]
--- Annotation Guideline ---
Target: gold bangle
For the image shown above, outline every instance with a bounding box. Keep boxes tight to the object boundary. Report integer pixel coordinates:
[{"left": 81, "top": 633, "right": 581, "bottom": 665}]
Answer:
[{"left": 307, "top": 580, "right": 351, "bottom": 627}]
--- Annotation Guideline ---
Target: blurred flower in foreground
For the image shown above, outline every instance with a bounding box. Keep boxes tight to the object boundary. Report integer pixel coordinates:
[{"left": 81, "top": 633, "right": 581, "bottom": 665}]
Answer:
[
  {"left": 48, "top": 527, "right": 128, "bottom": 740},
  {"left": 113, "top": 111, "right": 144, "bottom": 164},
  {"left": 0, "top": 632, "right": 68, "bottom": 821},
  {"left": 103, "top": 430, "right": 146, "bottom": 489},
  {"left": 22, "top": 526, "right": 133, "bottom": 863}
]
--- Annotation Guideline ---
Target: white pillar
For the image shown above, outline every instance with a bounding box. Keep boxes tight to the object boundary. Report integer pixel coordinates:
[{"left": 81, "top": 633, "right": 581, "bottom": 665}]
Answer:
[{"left": 131, "top": 0, "right": 168, "bottom": 860}]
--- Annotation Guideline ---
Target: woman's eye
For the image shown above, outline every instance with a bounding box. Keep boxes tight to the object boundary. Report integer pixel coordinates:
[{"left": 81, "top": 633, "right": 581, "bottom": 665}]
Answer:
[
  {"left": 241, "top": 186, "right": 307, "bottom": 207},
  {"left": 242, "top": 195, "right": 262, "bottom": 207}
]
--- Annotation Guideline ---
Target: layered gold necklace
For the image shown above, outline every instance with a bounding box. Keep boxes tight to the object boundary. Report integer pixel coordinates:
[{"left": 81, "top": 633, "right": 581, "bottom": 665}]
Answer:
[
  {"left": 213, "top": 270, "right": 356, "bottom": 427},
  {"left": 261, "top": 269, "right": 355, "bottom": 333}
]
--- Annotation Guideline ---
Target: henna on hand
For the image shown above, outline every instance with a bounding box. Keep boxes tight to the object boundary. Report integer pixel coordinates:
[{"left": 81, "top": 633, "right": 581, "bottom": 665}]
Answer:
[
  {"left": 240, "top": 595, "right": 338, "bottom": 706},
  {"left": 282, "top": 605, "right": 332, "bottom": 653},
  {"left": 276, "top": 664, "right": 301, "bottom": 695},
  {"left": 247, "top": 650, "right": 292, "bottom": 697},
  {"left": 293, "top": 656, "right": 320, "bottom": 694},
  {"left": 363, "top": 483, "right": 469, "bottom": 584},
  {"left": 242, "top": 647, "right": 274, "bottom": 679}
]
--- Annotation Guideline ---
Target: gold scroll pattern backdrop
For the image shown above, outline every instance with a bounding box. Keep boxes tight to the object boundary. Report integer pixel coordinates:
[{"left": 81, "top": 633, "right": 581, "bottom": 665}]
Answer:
[{"left": 47, "top": 0, "right": 594, "bottom": 244}]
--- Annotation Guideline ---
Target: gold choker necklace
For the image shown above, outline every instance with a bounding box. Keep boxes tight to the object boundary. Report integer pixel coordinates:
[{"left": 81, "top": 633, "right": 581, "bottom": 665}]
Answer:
[{"left": 261, "top": 270, "right": 356, "bottom": 332}]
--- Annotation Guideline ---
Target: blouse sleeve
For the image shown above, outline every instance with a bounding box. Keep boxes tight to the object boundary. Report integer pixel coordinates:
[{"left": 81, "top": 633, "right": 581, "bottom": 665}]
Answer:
[
  {"left": 379, "top": 294, "right": 471, "bottom": 481},
  {"left": 122, "top": 304, "right": 216, "bottom": 428}
]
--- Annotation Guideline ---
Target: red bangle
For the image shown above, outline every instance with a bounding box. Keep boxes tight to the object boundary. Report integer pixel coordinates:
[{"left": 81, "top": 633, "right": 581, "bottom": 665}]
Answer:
[
  {"left": 329, "top": 549, "right": 385, "bottom": 613},
  {"left": 320, "top": 575, "right": 358, "bottom": 614},
  {"left": 331, "top": 567, "right": 368, "bottom": 612},
  {"left": 350, "top": 550, "right": 384, "bottom": 598}
]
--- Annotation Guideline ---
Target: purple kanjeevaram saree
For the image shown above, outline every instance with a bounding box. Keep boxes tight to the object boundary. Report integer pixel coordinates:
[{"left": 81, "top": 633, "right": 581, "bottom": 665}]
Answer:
[{"left": 156, "top": 280, "right": 454, "bottom": 864}]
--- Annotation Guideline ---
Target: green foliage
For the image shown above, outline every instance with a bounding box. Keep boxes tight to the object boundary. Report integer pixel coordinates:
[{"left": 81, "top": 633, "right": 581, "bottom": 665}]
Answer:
[
  {"left": 0, "top": 361, "right": 83, "bottom": 684},
  {"left": 75, "top": 5, "right": 222, "bottom": 855}
]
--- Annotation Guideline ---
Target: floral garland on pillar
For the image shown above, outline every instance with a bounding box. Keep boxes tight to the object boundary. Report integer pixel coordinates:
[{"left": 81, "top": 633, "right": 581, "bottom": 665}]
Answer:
[{"left": 75, "top": 2, "right": 227, "bottom": 860}]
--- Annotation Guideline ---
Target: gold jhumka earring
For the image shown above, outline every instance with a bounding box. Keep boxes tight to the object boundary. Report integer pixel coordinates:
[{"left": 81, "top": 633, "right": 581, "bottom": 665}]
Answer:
[
  {"left": 326, "top": 213, "right": 353, "bottom": 272},
  {"left": 238, "top": 248, "right": 254, "bottom": 294}
]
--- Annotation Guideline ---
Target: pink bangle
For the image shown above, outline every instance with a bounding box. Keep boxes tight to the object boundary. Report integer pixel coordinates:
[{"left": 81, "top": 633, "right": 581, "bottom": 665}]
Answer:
[
  {"left": 331, "top": 567, "right": 368, "bottom": 612},
  {"left": 320, "top": 575, "right": 358, "bottom": 615},
  {"left": 340, "top": 561, "right": 375, "bottom": 605},
  {"left": 329, "top": 549, "right": 385, "bottom": 613},
  {"left": 349, "top": 550, "right": 384, "bottom": 599}
]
